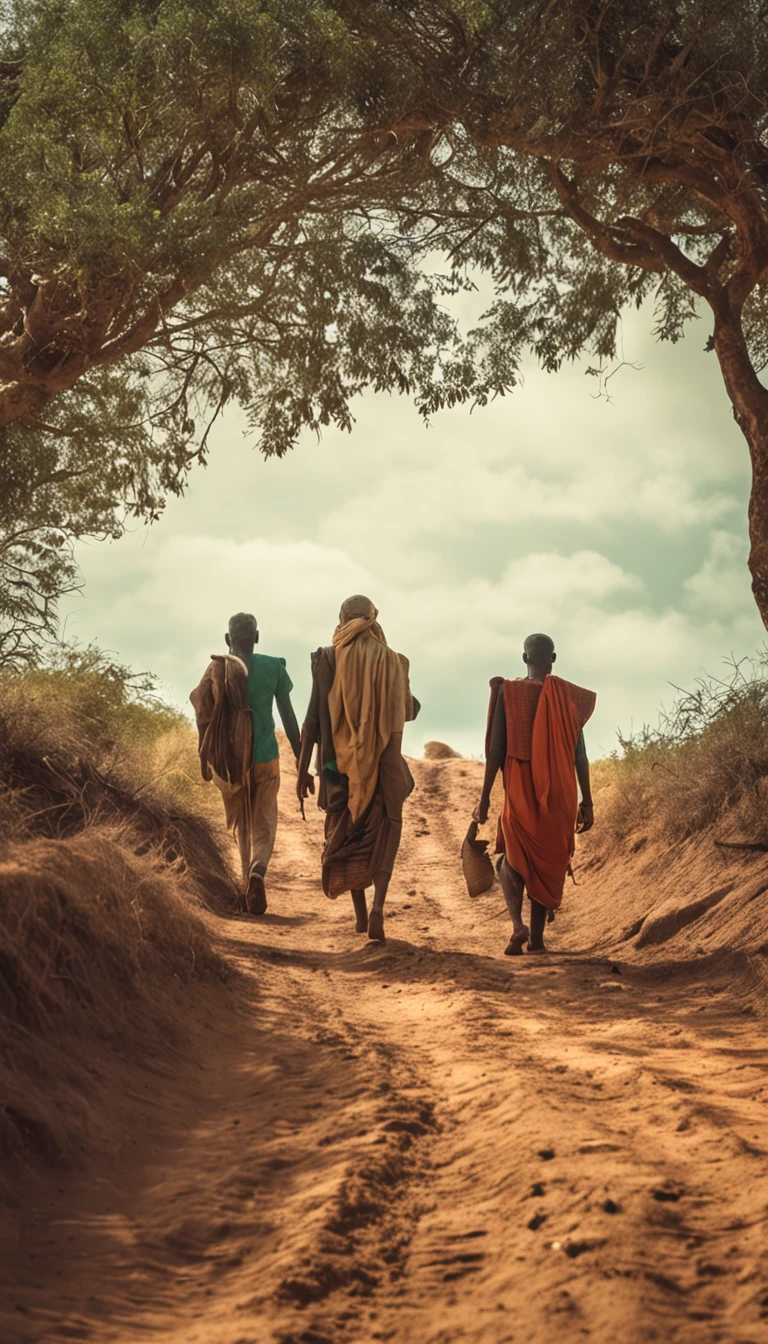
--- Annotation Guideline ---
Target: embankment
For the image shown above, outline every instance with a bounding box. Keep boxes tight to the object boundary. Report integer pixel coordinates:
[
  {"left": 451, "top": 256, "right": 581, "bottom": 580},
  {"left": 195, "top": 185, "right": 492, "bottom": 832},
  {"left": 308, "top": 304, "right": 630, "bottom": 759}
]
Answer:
[{"left": 0, "top": 659, "right": 237, "bottom": 1208}]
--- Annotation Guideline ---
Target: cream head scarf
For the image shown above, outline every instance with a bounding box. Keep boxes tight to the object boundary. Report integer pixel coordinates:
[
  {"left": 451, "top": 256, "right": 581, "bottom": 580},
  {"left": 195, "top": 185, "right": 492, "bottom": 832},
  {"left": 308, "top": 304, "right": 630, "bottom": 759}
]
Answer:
[{"left": 328, "top": 595, "right": 406, "bottom": 822}]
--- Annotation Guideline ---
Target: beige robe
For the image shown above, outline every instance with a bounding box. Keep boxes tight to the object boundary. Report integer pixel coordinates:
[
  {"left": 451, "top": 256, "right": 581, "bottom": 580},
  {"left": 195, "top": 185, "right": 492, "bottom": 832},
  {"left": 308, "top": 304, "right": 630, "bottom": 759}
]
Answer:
[{"left": 328, "top": 615, "right": 408, "bottom": 823}]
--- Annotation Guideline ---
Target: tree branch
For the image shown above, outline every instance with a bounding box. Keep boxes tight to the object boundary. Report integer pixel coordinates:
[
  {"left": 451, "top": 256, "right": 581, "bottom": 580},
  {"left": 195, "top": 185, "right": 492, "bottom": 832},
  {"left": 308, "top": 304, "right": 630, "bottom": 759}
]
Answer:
[
  {"left": 614, "top": 215, "right": 711, "bottom": 296},
  {"left": 547, "top": 162, "right": 664, "bottom": 273}
]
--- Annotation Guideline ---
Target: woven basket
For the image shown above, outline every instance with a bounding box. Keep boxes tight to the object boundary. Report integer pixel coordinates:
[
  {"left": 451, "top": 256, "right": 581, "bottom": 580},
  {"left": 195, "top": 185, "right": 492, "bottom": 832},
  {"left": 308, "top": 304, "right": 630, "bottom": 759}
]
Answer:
[{"left": 461, "top": 820, "right": 496, "bottom": 898}]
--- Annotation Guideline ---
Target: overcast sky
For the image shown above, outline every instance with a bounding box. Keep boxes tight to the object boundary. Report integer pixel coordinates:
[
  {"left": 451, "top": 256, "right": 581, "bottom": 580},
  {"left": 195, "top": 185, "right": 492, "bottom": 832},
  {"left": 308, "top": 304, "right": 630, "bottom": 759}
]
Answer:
[{"left": 64, "top": 300, "right": 765, "bottom": 760}]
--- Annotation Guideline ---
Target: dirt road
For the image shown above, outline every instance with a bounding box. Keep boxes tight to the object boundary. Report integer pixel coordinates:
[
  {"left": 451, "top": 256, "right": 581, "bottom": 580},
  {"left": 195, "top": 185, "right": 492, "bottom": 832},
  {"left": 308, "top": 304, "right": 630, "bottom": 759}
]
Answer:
[{"left": 5, "top": 752, "right": 768, "bottom": 1344}]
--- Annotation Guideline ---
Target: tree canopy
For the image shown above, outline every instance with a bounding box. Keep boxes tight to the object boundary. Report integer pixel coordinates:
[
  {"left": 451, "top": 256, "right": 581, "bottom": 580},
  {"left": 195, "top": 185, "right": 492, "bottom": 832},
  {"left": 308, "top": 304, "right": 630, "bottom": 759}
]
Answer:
[{"left": 2, "top": 0, "right": 768, "bottom": 657}]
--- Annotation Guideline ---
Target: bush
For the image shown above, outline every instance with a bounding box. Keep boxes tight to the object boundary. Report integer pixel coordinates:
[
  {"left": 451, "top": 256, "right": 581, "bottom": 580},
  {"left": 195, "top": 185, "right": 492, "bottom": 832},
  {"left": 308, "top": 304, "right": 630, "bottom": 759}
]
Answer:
[
  {"left": 0, "top": 641, "right": 212, "bottom": 831},
  {"left": 596, "top": 653, "right": 768, "bottom": 843}
]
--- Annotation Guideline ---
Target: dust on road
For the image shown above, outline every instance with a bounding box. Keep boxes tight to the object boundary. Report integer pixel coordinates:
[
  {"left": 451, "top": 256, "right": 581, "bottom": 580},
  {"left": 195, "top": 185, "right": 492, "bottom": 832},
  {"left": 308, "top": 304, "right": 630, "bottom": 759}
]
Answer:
[{"left": 4, "top": 749, "right": 768, "bottom": 1344}]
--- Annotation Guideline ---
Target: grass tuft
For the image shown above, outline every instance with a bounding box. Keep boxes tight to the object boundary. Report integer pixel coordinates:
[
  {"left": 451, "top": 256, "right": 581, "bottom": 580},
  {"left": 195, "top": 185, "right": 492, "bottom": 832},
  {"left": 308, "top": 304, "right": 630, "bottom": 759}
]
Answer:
[{"left": 594, "top": 653, "right": 768, "bottom": 843}]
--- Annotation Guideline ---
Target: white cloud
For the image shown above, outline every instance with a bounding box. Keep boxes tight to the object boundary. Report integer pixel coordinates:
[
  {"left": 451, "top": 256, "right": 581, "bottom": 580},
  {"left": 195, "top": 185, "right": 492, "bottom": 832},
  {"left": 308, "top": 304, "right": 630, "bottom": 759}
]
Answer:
[
  {"left": 683, "top": 530, "right": 755, "bottom": 619},
  {"left": 61, "top": 299, "right": 765, "bottom": 768},
  {"left": 65, "top": 527, "right": 765, "bottom": 763}
]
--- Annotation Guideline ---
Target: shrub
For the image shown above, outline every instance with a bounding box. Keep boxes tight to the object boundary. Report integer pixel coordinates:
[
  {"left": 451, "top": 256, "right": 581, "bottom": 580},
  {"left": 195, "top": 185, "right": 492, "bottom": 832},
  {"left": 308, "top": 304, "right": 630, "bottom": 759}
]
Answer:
[
  {"left": 596, "top": 653, "right": 768, "bottom": 843},
  {"left": 0, "top": 642, "right": 213, "bottom": 832}
]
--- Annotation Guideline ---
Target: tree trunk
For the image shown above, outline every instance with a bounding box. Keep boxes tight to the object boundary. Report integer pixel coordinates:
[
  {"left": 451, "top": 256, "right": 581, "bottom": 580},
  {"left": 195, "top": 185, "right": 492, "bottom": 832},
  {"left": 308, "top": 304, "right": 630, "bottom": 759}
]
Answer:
[{"left": 711, "top": 302, "right": 768, "bottom": 631}]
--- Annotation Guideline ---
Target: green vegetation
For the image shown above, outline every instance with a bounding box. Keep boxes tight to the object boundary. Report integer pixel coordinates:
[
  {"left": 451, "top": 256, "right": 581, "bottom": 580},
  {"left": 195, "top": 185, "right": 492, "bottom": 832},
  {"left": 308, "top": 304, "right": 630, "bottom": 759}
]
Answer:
[{"left": 3, "top": 1, "right": 768, "bottom": 656}]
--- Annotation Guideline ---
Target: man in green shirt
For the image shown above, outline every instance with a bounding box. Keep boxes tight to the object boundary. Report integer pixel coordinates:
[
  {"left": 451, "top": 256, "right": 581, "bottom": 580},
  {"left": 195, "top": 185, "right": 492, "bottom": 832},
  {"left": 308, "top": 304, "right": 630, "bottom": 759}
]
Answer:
[{"left": 191, "top": 612, "right": 300, "bottom": 914}]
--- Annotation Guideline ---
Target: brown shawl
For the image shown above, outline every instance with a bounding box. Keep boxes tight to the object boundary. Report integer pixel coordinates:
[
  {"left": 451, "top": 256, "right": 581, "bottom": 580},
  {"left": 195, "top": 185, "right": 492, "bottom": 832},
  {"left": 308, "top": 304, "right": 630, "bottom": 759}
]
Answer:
[{"left": 189, "top": 654, "right": 253, "bottom": 786}]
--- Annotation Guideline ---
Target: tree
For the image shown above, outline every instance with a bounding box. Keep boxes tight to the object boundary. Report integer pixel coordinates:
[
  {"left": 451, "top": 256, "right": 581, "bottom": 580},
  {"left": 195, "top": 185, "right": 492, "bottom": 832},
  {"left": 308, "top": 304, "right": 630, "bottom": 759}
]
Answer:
[
  {"left": 2, "top": 0, "right": 768, "bottom": 652},
  {"left": 0, "top": 0, "right": 472, "bottom": 660},
  {"left": 428, "top": 0, "right": 768, "bottom": 623}
]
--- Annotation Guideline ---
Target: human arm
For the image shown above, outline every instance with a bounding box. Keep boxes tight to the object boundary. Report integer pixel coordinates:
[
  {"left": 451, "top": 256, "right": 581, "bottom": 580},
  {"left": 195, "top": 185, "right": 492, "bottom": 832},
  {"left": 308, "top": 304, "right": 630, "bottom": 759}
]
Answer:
[
  {"left": 274, "top": 661, "right": 301, "bottom": 763},
  {"left": 296, "top": 651, "right": 322, "bottom": 801},
  {"left": 276, "top": 691, "right": 301, "bottom": 762},
  {"left": 296, "top": 731, "right": 316, "bottom": 800},
  {"left": 474, "top": 691, "right": 506, "bottom": 825},
  {"left": 575, "top": 730, "right": 594, "bottom": 832}
]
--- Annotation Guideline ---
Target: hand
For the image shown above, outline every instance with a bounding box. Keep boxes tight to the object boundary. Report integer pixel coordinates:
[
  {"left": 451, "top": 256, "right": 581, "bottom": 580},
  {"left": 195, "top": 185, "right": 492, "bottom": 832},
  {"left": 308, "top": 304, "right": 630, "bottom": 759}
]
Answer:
[
  {"left": 473, "top": 796, "right": 490, "bottom": 826},
  {"left": 576, "top": 802, "right": 594, "bottom": 833},
  {"left": 297, "top": 771, "right": 315, "bottom": 802}
]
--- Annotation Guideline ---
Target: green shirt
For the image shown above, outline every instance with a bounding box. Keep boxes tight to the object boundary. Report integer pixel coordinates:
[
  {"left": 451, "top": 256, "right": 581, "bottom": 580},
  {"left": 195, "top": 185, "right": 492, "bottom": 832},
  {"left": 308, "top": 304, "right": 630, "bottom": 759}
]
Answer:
[{"left": 246, "top": 653, "right": 293, "bottom": 763}]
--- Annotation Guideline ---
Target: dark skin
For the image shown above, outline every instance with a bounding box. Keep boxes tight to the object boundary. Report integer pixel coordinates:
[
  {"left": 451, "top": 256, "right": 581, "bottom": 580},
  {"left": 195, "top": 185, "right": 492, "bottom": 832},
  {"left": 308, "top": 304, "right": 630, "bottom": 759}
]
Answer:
[
  {"left": 226, "top": 628, "right": 302, "bottom": 763},
  {"left": 296, "top": 730, "right": 316, "bottom": 799},
  {"left": 474, "top": 646, "right": 594, "bottom": 954}
]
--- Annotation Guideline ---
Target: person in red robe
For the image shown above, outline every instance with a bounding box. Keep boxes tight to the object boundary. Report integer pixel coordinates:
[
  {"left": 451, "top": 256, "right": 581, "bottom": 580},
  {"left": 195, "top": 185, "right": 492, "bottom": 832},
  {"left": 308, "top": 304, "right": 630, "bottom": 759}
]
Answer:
[{"left": 474, "top": 633, "right": 596, "bottom": 955}]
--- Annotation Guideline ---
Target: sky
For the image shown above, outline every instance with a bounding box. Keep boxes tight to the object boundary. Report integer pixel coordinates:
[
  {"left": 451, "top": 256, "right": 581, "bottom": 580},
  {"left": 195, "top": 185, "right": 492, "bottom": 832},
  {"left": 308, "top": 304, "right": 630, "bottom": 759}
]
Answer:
[{"left": 63, "top": 299, "right": 765, "bottom": 761}]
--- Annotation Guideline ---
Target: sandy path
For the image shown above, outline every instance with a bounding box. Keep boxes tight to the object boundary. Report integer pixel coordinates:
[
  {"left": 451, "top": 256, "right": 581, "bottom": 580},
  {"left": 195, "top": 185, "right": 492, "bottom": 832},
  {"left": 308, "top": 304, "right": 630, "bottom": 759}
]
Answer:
[{"left": 4, "top": 752, "right": 768, "bottom": 1344}]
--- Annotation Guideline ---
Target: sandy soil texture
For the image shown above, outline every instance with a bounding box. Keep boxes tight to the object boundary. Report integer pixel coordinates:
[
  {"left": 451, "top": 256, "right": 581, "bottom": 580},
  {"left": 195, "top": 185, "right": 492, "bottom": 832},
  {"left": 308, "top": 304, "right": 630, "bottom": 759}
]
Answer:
[{"left": 2, "top": 747, "right": 768, "bottom": 1344}]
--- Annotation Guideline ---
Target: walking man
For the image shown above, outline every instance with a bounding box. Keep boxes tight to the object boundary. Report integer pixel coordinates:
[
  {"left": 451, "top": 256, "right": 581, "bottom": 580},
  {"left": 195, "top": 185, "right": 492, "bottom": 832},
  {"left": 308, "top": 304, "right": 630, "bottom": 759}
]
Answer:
[
  {"left": 297, "top": 594, "right": 420, "bottom": 941},
  {"left": 190, "top": 612, "right": 300, "bottom": 913},
  {"left": 474, "top": 633, "right": 596, "bottom": 955}
]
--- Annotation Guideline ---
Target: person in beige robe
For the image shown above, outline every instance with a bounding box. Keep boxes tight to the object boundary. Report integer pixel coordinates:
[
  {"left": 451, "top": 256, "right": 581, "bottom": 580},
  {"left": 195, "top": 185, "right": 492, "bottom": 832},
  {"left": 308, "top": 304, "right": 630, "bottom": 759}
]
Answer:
[{"left": 297, "top": 595, "right": 420, "bottom": 941}]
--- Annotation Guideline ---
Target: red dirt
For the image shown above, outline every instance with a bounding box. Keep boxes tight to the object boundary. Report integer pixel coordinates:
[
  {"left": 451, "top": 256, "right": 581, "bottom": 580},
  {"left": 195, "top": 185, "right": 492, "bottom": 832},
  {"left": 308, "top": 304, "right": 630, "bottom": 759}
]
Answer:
[{"left": 2, "top": 743, "right": 768, "bottom": 1344}]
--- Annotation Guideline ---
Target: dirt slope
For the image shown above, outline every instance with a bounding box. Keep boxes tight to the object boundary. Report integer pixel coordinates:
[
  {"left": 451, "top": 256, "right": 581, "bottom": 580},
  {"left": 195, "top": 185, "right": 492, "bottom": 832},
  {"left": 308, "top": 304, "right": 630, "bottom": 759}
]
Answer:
[{"left": 2, "top": 745, "right": 768, "bottom": 1344}]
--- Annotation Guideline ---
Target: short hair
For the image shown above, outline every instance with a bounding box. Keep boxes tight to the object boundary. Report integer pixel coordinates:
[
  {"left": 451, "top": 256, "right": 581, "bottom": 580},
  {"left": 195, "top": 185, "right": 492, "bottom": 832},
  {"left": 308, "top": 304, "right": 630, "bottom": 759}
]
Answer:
[
  {"left": 340, "top": 593, "right": 377, "bottom": 623},
  {"left": 228, "top": 612, "right": 258, "bottom": 642},
  {"left": 524, "top": 632, "right": 555, "bottom": 662}
]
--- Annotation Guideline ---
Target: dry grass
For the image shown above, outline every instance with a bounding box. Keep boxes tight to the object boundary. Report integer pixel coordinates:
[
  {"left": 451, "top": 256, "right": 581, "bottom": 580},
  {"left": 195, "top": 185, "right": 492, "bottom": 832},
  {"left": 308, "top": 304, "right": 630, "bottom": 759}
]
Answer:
[
  {"left": 0, "top": 646, "right": 233, "bottom": 901},
  {"left": 0, "top": 647, "right": 237, "bottom": 1189},
  {"left": 594, "top": 655, "right": 768, "bottom": 844}
]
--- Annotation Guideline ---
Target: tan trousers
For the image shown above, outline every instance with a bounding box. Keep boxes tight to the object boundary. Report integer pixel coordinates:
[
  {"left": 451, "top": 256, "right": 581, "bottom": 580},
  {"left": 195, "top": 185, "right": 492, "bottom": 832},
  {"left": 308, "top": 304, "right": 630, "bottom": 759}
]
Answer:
[{"left": 214, "top": 758, "right": 280, "bottom": 888}]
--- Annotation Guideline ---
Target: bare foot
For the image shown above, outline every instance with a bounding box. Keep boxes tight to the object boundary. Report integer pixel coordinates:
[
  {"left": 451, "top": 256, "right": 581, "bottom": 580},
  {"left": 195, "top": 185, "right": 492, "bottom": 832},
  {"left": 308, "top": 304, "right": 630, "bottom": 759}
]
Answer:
[
  {"left": 367, "top": 908, "right": 385, "bottom": 942},
  {"left": 504, "top": 926, "right": 530, "bottom": 956},
  {"left": 245, "top": 869, "right": 267, "bottom": 916}
]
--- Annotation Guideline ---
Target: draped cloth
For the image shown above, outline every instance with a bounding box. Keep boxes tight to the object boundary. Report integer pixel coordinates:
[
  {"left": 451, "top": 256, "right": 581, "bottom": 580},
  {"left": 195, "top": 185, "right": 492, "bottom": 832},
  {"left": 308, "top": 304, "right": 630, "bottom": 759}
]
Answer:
[
  {"left": 190, "top": 655, "right": 255, "bottom": 880},
  {"left": 189, "top": 655, "right": 252, "bottom": 787},
  {"left": 322, "top": 731, "right": 413, "bottom": 899},
  {"left": 328, "top": 614, "right": 407, "bottom": 825},
  {"left": 488, "top": 675, "right": 596, "bottom": 911},
  {"left": 301, "top": 616, "right": 418, "bottom": 900}
]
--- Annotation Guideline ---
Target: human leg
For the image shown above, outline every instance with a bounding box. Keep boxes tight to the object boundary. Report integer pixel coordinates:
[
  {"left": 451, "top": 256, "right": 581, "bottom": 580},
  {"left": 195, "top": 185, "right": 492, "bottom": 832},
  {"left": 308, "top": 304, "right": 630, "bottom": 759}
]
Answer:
[
  {"left": 528, "top": 898, "right": 548, "bottom": 951},
  {"left": 498, "top": 857, "right": 529, "bottom": 955},
  {"left": 213, "top": 773, "right": 251, "bottom": 896},
  {"left": 366, "top": 736, "right": 410, "bottom": 943},
  {"left": 367, "top": 870, "right": 391, "bottom": 942},
  {"left": 250, "top": 759, "right": 280, "bottom": 871},
  {"left": 246, "top": 759, "right": 280, "bottom": 915},
  {"left": 351, "top": 889, "right": 368, "bottom": 933}
]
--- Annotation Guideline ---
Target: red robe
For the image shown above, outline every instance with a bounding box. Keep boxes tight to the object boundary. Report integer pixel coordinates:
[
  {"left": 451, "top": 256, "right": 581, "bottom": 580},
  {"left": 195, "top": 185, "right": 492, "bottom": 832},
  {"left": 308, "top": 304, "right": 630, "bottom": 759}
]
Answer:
[{"left": 486, "top": 675, "right": 596, "bottom": 910}]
